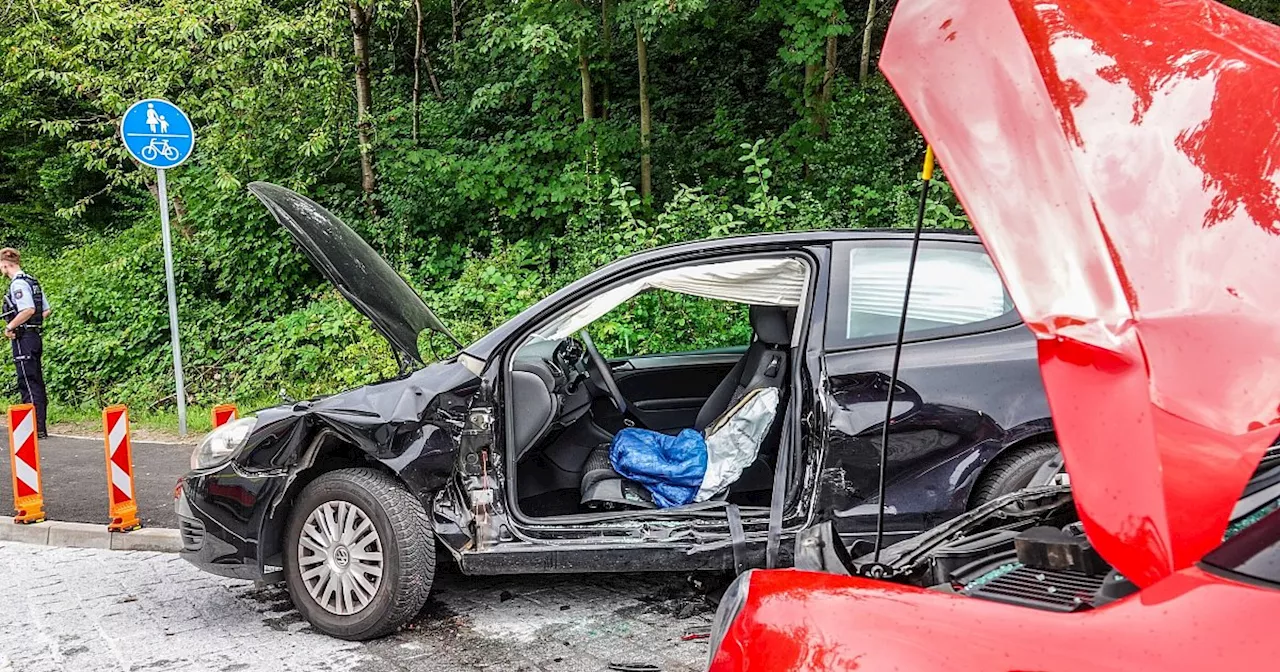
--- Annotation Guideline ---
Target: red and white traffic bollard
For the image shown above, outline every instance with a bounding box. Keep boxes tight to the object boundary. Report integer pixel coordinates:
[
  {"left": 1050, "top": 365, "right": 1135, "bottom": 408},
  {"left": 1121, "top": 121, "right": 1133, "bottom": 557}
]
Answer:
[
  {"left": 7, "top": 404, "right": 45, "bottom": 524},
  {"left": 211, "top": 403, "right": 238, "bottom": 429},
  {"left": 102, "top": 405, "right": 141, "bottom": 532}
]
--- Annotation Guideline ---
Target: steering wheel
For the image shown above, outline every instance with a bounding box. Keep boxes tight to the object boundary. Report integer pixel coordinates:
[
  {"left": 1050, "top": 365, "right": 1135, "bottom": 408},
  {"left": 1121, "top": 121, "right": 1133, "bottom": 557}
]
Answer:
[{"left": 579, "top": 329, "right": 632, "bottom": 416}]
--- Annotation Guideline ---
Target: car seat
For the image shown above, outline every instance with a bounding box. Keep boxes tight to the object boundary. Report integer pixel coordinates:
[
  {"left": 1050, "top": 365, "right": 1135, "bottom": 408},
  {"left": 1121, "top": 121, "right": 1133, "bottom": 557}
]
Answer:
[{"left": 579, "top": 305, "right": 792, "bottom": 509}]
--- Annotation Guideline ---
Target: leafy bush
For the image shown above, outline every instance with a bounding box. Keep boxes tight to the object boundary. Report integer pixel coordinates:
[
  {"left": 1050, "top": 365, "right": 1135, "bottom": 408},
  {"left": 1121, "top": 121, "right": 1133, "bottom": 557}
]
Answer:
[{"left": 0, "top": 0, "right": 986, "bottom": 417}]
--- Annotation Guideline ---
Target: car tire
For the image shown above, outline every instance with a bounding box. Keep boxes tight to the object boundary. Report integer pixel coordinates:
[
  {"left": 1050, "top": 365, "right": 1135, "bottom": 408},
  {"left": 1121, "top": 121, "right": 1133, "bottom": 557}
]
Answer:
[
  {"left": 971, "top": 441, "right": 1062, "bottom": 506},
  {"left": 283, "top": 468, "right": 435, "bottom": 640}
]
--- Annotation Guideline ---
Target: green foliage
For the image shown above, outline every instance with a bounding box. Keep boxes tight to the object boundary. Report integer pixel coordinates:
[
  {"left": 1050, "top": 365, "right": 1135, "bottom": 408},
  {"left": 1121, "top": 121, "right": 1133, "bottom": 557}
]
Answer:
[
  {"left": 593, "top": 293, "right": 752, "bottom": 359},
  {"left": 1, "top": 0, "right": 964, "bottom": 415},
  {"left": 1227, "top": 0, "right": 1280, "bottom": 24}
]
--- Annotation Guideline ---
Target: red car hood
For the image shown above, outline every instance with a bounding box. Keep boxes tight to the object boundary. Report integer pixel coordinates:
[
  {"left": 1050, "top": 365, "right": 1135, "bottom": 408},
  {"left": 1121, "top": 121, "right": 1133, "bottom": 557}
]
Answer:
[{"left": 881, "top": 0, "right": 1280, "bottom": 586}]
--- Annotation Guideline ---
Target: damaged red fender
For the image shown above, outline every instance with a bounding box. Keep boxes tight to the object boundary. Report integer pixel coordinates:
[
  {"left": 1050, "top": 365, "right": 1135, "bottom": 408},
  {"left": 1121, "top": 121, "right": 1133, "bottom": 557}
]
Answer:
[{"left": 881, "top": 0, "right": 1280, "bottom": 586}]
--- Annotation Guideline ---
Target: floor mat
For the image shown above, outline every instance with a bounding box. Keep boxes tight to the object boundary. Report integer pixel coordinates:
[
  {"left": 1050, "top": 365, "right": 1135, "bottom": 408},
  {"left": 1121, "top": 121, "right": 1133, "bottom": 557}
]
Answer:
[{"left": 519, "top": 488, "right": 583, "bottom": 517}]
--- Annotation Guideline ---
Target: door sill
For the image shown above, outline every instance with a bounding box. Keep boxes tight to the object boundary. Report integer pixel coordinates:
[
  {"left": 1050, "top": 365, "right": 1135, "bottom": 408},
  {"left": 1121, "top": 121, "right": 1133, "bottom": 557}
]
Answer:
[
  {"left": 457, "top": 538, "right": 772, "bottom": 575},
  {"left": 515, "top": 503, "right": 771, "bottom": 528}
]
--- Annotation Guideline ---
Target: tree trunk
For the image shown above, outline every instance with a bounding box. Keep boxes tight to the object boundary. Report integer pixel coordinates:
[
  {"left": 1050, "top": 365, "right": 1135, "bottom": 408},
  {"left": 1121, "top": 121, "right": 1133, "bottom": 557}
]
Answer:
[
  {"left": 451, "top": 0, "right": 462, "bottom": 44},
  {"left": 820, "top": 14, "right": 838, "bottom": 137},
  {"left": 350, "top": 0, "right": 377, "bottom": 197},
  {"left": 412, "top": 0, "right": 423, "bottom": 142},
  {"left": 600, "top": 0, "right": 613, "bottom": 119},
  {"left": 576, "top": 1, "right": 594, "bottom": 123},
  {"left": 860, "top": 0, "right": 877, "bottom": 84},
  {"left": 424, "top": 49, "right": 443, "bottom": 101},
  {"left": 635, "top": 21, "right": 652, "bottom": 199},
  {"left": 579, "top": 50, "right": 595, "bottom": 122}
]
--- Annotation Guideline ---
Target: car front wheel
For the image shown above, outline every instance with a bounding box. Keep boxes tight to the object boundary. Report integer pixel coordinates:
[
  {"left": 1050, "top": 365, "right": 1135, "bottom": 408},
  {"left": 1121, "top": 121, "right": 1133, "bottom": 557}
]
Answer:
[{"left": 283, "top": 468, "right": 435, "bottom": 640}]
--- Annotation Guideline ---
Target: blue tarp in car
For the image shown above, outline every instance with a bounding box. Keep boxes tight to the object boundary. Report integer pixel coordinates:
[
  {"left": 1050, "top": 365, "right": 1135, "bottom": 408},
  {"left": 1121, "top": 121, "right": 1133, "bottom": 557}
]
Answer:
[{"left": 610, "top": 428, "right": 708, "bottom": 508}]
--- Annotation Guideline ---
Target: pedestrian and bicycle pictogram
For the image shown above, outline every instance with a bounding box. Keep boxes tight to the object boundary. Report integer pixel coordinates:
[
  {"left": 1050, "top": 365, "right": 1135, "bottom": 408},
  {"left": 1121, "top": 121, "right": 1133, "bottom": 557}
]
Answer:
[
  {"left": 7, "top": 404, "right": 45, "bottom": 524},
  {"left": 120, "top": 99, "right": 194, "bottom": 169},
  {"left": 103, "top": 405, "right": 142, "bottom": 531}
]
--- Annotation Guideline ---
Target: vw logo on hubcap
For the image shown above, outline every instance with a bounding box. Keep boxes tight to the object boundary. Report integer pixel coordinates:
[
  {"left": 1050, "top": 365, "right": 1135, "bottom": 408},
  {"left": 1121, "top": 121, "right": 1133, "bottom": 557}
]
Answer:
[{"left": 332, "top": 546, "right": 350, "bottom": 567}]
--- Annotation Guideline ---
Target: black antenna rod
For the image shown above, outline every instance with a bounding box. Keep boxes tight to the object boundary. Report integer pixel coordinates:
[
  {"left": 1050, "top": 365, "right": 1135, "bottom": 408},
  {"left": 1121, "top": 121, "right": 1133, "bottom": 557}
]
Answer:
[{"left": 872, "top": 145, "right": 935, "bottom": 566}]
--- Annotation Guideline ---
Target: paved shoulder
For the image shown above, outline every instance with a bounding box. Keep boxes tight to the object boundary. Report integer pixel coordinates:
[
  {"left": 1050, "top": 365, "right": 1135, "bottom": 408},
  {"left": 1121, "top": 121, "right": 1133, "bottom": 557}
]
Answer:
[{"left": 0, "top": 543, "right": 367, "bottom": 672}]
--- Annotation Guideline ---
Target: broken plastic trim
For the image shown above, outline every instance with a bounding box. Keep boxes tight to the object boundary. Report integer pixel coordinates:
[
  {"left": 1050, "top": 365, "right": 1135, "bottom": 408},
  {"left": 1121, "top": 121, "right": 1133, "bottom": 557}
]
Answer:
[
  {"left": 860, "top": 485, "right": 1073, "bottom": 578},
  {"left": 793, "top": 520, "right": 854, "bottom": 575}
]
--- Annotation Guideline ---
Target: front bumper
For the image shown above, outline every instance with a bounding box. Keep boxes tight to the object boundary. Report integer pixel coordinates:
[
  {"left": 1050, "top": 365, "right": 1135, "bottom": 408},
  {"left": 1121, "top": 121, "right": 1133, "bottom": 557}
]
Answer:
[
  {"left": 175, "top": 465, "right": 287, "bottom": 583},
  {"left": 175, "top": 489, "right": 259, "bottom": 580}
]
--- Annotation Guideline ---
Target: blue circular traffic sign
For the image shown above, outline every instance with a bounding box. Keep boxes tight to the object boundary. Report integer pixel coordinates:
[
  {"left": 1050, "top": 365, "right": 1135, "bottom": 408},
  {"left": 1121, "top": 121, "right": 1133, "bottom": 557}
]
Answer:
[{"left": 120, "top": 99, "right": 195, "bottom": 169}]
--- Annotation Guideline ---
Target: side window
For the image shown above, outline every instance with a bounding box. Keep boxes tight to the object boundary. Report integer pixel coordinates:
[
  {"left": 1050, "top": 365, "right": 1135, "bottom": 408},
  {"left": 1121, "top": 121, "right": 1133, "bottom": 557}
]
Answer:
[{"left": 827, "top": 241, "right": 1016, "bottom": 349}]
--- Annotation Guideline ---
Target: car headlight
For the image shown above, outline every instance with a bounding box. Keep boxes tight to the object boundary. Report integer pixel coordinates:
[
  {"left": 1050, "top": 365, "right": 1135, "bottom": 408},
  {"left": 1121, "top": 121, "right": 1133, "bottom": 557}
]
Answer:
[
  {"left": 706, "top": 569, "right": 753, "bottom": 668},
  {"left": 191, "top": 416, "right": 258, "bottom": 470}
]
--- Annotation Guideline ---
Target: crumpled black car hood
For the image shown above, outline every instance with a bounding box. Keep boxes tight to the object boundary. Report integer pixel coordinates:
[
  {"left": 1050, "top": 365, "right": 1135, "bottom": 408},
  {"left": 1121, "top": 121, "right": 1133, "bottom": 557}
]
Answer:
[{"left": 240, "top": 360, "right": 480, "bottom": 495}]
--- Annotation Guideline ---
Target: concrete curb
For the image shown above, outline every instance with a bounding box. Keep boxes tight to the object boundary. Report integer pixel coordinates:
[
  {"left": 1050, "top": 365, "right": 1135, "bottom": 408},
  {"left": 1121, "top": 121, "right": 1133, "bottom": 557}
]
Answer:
[
  {"left": 43, "top": 431, "right": 199, "bottom": 446},
  {"left": 0, "top": 517, "right": 182, "bottom": 553}
]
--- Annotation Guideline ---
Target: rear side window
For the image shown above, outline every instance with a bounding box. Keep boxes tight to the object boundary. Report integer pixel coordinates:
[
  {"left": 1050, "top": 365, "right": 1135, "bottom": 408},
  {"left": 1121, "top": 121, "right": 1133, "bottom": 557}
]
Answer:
[{"left": 827, "top": 241, "right": 1017, "bottom": 350}]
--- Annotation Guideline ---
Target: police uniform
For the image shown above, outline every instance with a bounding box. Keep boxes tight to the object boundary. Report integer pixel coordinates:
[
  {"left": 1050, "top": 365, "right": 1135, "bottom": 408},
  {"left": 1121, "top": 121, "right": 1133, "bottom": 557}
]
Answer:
[{"left": 3, "top": 271, "right": 50, "bottom": 436}]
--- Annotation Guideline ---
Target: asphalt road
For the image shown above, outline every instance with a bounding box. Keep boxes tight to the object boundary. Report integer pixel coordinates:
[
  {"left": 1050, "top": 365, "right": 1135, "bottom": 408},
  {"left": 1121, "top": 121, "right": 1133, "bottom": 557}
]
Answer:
[
  {"left": 0, "top": 542, "right": 715, "bottom": 671},
  {"left": 0, "top": 434, "right": 188, "bottom": 528}
]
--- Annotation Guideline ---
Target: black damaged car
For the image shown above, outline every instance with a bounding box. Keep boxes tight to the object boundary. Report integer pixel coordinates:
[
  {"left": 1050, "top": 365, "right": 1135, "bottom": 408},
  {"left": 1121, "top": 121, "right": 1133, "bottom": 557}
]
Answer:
[{"left": 176, "top": 182, "right": 1058, "bottom": 639}]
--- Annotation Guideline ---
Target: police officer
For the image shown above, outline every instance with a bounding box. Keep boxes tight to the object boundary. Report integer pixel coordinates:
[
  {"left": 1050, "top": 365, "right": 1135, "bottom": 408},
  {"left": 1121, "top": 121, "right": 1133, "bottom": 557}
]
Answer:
[{"left": 2, "top": 248, "right": 51, "bottom": 438}]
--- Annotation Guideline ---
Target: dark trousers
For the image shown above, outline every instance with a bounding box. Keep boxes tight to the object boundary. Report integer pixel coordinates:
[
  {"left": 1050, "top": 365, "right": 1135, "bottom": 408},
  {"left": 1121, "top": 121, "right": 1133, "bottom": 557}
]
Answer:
[{"left": 11, "top": 330, "right": 47, "bottom": 435}]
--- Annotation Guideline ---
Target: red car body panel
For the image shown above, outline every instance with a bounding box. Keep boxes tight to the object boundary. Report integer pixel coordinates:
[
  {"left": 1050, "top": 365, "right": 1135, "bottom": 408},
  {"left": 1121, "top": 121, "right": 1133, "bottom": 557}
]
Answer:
[
  {"left": 709, "top": 567, "right": 1280, "bottom": 671},
  {"left": 880, "top": 0, "right": 1280, "bottom": 586},
  {"left": 711, "top": 1, "right": 1280, "bottom": 670}
]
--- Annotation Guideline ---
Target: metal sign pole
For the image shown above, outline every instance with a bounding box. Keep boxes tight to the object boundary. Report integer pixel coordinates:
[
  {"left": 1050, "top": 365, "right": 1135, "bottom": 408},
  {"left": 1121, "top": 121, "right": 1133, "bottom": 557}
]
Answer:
[
  {"left": 121, "top": 99, "right": 194, "bottom": 436},
  {"left": 156, "top": 168, "right": 188, "bottom": 436}
]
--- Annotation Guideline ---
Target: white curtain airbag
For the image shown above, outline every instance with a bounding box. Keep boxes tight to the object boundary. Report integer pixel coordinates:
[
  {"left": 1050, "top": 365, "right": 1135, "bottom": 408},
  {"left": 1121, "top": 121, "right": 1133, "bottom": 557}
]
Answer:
[{"left": 541, "top": 258, "right": 808, "bottom": 340}]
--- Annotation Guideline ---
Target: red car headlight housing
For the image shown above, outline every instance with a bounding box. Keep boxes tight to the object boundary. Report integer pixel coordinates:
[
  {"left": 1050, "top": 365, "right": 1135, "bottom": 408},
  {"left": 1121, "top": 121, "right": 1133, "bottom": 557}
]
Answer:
[{"left": 707, "top": 569, "right": 754, "bottom": 667}]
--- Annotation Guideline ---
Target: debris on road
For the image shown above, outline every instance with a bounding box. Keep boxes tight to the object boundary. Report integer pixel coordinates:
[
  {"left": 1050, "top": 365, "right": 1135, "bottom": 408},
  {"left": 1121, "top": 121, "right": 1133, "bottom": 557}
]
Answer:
[{"left": 0, "top": 541, "right": 712, "bottom": 671}]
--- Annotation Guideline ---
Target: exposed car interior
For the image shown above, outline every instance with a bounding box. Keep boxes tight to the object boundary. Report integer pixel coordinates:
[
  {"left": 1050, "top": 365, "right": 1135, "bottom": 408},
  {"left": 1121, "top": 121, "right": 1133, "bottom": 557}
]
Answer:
[{"left": 505, "top": 256, "right": 809, "bottom": 518}]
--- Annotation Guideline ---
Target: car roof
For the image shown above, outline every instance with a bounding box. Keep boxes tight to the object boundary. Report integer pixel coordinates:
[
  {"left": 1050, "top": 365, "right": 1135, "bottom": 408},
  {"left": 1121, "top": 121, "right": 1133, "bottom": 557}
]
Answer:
[
  {"left": 611, "top": 228, "right": 981, "bottom": 267},
  {"left": 463, "top": 228, "right": 983, "bottom": 360},
  {"left": 649, "top": 227, "right": 976, "bottom": 251}
]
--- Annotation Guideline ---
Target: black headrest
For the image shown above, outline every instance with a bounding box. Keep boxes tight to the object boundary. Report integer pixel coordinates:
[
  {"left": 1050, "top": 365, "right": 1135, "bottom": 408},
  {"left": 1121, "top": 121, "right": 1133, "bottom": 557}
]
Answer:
[{"left": 750, "top": 305, "right": 792, "bottom": 346}]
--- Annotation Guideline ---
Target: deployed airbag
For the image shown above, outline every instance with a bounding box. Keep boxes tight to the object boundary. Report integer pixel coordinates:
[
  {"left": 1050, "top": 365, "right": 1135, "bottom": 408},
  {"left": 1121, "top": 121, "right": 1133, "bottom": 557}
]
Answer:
[
  {"left": 540, "top": 258, "right": 809, "bottom": 341},
  {"left": 698, "top": 387, "right": 781, "bottom": 501}
]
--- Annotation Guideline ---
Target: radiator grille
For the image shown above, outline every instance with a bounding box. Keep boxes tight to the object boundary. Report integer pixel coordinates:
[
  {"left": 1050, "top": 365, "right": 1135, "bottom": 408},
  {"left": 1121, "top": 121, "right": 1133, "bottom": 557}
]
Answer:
[{"left": 963, "top": 564, "right": 1105, "bottom": 612}]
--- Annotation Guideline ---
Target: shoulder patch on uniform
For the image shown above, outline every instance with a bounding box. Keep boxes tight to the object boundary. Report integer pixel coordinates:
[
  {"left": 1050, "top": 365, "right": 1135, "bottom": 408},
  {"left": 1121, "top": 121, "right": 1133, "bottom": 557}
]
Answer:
[{"left": 13, "top": 290, "right": 22, "bottom": 300}]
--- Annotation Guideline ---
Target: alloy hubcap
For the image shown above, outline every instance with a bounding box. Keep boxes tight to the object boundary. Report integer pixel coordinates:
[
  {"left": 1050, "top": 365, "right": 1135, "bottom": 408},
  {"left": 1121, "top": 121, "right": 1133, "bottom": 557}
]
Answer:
[{"left": 297, "top": 500, "right": 384, "bottom": 616}]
